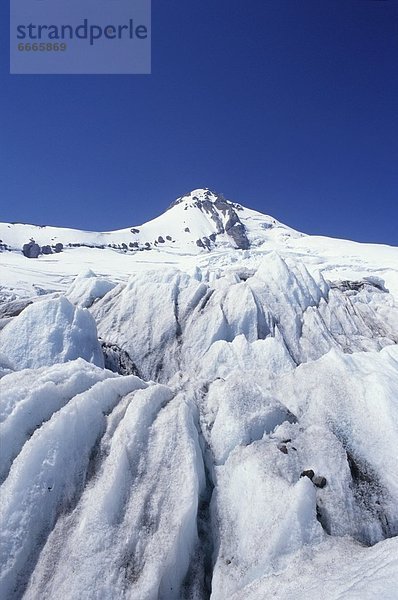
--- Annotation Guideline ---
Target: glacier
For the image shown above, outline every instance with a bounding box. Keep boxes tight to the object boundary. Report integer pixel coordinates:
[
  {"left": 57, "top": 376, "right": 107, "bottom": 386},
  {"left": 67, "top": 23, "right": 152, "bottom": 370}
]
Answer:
[{"left": 0, "top": 189, "right": 397, "bottom": 599}]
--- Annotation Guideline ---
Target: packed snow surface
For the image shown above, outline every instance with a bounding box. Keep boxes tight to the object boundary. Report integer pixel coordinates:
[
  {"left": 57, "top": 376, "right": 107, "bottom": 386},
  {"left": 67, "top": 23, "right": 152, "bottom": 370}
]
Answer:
[{"left": 0, "top": 189, "right": 397, "bottom": 599}]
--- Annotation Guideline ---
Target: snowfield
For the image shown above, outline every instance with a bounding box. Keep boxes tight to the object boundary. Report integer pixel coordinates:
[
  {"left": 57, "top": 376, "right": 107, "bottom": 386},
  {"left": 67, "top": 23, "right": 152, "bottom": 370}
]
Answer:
[{"left": 0, "top": 189, "right": 397, "bottom": 599}]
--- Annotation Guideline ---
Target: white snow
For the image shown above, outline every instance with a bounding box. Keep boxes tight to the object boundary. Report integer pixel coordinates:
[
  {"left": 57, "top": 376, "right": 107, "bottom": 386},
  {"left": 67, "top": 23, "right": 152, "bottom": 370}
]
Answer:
[
  {"left": 1, "top": 188, "right": 396, "bottom": 303},
  {"left": 207, "top": 345, "right": 398, "bottom": 598},
  {"left": 229, "top": 536, "right": 398, "bottom": 600},
  {"left": 0, "top": 188, "right": 397, "bottom": 599},
  {"left": 0, "top": 359, "right": 114, "bottom": 484},
  {"left": 66, "top": 269, "right": 116, "bottom": 307},
  {"left": 23, "top": 388, "right": 205, "bottom": 600},
  {"left": 0, "top": 369, "right": 148, "bottom": 599},
  {"left": 0, "top": 188, "right": 296, "bottom": 256},
  {"left": 89, "top": 254, "right": 397, "bottom": 382},
  {"left": 0, "top": 295, "right": 104, "bottom": 369}
]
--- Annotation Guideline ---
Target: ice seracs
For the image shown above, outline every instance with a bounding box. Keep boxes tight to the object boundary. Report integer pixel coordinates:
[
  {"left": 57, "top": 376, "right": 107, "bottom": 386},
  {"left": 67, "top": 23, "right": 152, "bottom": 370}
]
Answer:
[
  {"left": 0, "top": 189, "right": 397, "bottom": 599},
  {"left": 0, "top": 359, "right": 114, "bottom": 485},
  {"left": 66, "top": 268, "right": 116, "bottom": 308},
  {"left": 0, "top": 295, "right": 104, "bottom": 370},
  {"left": 91, "top": 253, "right": 398, "bottom": 382},
  {"left": 0, "top": 368, "right": 149, "bottom": 599}
]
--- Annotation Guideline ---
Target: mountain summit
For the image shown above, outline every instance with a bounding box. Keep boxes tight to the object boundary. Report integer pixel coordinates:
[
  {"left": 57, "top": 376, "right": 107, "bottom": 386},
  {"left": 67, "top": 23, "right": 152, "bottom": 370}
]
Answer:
[
  {"left": 167, "top": 187, "right": 262, "bottom": 250},
  {"left": 167, "top": 187, "right": 250, "bottom": 250}
]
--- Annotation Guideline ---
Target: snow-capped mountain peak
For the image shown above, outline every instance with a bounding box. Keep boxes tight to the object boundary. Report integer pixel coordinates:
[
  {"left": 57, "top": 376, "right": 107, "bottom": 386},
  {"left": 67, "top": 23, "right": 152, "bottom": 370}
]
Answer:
[
  {"left": 170, "top": 187, "right": 220, "bottom": 205},
  {"left": 169, "top": 187, "right": 242, "bottom": 210},
  {"left": 166, "top": 188, "right": 250, "bottom": 249},
  {"left": 0, "top": 188, "right": 297, "bottom": 256}
]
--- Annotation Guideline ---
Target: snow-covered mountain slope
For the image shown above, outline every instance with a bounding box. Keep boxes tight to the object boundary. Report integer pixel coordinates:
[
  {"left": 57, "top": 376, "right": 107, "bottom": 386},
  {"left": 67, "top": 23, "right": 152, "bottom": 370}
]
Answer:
[
  {"left": 0, "top": 188, "right": 300, "bottom": 255},
  {"left": 1, "top": 190, "right": 398, "bottom": 599},
  {"left": 1, "top": 188, "right": 397, "bottom": 302}
]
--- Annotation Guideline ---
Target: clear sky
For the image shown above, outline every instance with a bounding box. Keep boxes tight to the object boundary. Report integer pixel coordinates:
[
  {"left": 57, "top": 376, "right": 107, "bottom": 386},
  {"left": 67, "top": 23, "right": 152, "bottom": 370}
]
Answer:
[{"left": 1, "top": 0, "right": 397, "bottom": 245}]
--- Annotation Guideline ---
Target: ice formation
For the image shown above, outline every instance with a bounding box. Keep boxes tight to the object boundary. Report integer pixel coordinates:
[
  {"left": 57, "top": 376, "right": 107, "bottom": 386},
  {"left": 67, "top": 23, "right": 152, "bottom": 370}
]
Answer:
[
  {"left": 0, "top": 190, "right": 397, "bottom": 599},
  {"left": 0, "top": 296, "right": 104, "bottom": 370}
]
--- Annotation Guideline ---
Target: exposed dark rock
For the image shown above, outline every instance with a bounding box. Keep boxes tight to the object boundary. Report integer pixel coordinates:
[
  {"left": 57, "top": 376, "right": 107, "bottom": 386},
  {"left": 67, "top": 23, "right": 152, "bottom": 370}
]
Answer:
[
  {"left": 54, "top": 243, "right": 63, "bottom": 253},
  {"left": 224, "top": 211, "right": 240, "bottom": 230},
  {"left": 166, "top": 235, "right": 172, "bottom": 241},
  {"left": 347, "top": 452, "right": 372, "bottom": 484},
  {"left": 237, "top": 269, "right": 256, "bottom": 282},
  {"left": 100, "top": 341, "right": 140, "bottom": 376},
  {"left": 316, "top": 502, "right": 331, "bottom": 534},
  {"left": 207, "top": 195, "right": 250, "bottom": 249},
  {"left": 345, "top": 451, "right": 394, "bottom": 541},
  {"left": 41, "top": 245, "right": 53, "bottom": 255},
  {"left": 214, "top": 194, "right": 244, "bottom": 212},
  {"left": 184, "top": 227, "right": 190, "bottom": 233},
  {"left": 300, "top": 469, "right": 327, "bottom": 488},
  {"left": 157, "top": 236, "right": 165, "bottom": 243},
  {"left": 130, "top": 228, "right": 140, "bottom": 234},
  {"left": 0, "top": 298, "right": 33, "bottom": 319},
  {"left": 22, "top": 240, "right": 41, "bottom": 258},
  {"left": 313, "top": 476, "right": 327, "bottom": 488},
  {"left": 278, "top": 445, "right": 288, "bottom": 454},
  {"left": 331, "top": 278, "right": 387, "bottom": 294},
  {"left": 227, "top": 223, "right": 249, "bottom": 250}
]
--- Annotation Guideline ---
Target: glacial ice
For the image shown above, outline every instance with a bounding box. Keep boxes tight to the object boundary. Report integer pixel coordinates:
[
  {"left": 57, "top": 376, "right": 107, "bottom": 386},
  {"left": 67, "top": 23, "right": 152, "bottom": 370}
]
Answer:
[
  {"left": 23, "top": 387, "right": 205, "bottom": 600},
  {"left": 207, "top": 345, "right": 398, "bottom": 598},
  {"left": 0, "top": 359, "right": 115, "bottom": 484},
  {"left": 92, "top": 253, "right": 398, "bottom": 381},
  {"left": 66, "top": 269, "right": 116, "bottom": 308},
  {"left": 0, "top": 251, "right": 397, "bottom": 599},
  {"left": 0, "top": 296, "right": 104, "bottom": 370},
  {"left": 0, "top": 366, "right": 148, "bottom": 599}
]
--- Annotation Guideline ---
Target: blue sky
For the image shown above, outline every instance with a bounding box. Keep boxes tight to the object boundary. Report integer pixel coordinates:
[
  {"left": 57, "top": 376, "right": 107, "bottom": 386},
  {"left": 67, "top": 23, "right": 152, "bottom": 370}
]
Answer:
[{"left": 1, "top": 0, "right": 397, "bottom": 244}]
